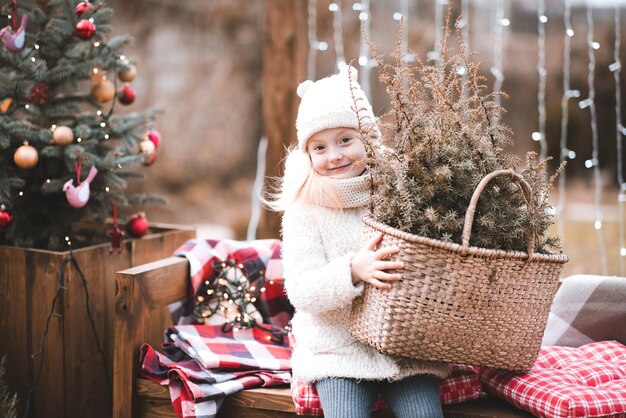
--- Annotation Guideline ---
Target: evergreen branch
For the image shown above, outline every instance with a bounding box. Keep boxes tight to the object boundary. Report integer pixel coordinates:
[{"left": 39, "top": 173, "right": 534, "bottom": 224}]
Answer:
[{"left": 127, "top": 193, "right": 169, "bottom": 207}]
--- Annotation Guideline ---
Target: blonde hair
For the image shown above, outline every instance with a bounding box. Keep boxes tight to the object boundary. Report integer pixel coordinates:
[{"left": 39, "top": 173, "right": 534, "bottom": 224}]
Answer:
[{"left": 264, "top": 147, "right": 340, "bottom": 212}]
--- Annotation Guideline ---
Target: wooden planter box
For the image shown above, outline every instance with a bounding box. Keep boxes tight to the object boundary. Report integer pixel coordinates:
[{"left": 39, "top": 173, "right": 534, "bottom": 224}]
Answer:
[{"left": 0, "top": 223, "right": 195, "bottom": 418}]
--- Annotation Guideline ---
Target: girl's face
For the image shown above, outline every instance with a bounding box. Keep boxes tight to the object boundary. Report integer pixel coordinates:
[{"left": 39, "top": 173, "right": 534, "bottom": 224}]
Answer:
[{"left": 307, "top": 127, "right": 367, "bottom": 179}]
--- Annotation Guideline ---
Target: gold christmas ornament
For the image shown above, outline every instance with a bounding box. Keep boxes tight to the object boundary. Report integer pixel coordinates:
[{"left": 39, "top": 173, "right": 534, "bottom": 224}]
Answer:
[
  {"left": 118, "top": 65, "right": 137, "bottom": 82},
  {"left": 52, "top": 125, "right": 74, "bottom": 146},
  {"left": 139, "top": 139, "right": 156, "bottom": 154},
  {"left": 0, "top": 98, "right": 13, "bottom": 113},
  {"left": 14, "top": 142, "right": 39, "bottom": 169},
  {"left": 91, "top": 79, "right": 115, "bottom": 103},
  {"left": 90, "top": 68, "right": 107, "bottom": 86}
]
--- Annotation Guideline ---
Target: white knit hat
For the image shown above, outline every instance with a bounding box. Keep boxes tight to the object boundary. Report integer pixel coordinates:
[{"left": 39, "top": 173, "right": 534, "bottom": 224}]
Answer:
[{"left": 295, "top": 65, "right": 376, "bottom": 152}]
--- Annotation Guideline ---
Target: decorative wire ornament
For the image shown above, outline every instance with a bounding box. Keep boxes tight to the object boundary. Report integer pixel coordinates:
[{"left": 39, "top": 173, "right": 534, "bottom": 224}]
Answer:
[
  {"left": 329, "top": 1, "right": 346, "bottom": 71},
  {"left": 580, "top": 0, "right": 608, "bottom": 275},
  {"left": 556, "top": 0, "right": 579, "bottom": 243},
  {"left": 192, "top": 259, "right": 289, "bottom": 344},
  {"left": 535, "top": 0, "right": 548, "bottom": 162},
  {"left": 490, "top": 0, "right": 506, "bottom": 125},
  {"left": 612, "top": 0, "right": 626, "bottom": 275}
]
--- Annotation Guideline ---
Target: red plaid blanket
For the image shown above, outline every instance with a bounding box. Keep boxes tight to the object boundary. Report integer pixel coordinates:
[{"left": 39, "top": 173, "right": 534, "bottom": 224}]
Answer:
[
  {"left": 479, "top": 341, "right": 626, "bottom": 418},
  {"left": 140, "top": 325, "right": 292, "bottom": 418},
  {"left": 171, "top": 238, "right": 293, "bottom": 328}
]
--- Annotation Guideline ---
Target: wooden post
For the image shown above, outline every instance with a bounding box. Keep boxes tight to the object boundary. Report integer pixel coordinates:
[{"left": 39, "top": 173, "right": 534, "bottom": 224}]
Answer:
[{"left": 257, "top": 0, "right": 308, "bottom": 239}]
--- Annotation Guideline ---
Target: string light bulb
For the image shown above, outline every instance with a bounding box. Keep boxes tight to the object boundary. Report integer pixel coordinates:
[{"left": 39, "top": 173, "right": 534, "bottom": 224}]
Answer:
[
  {"left": 612, "top": 0, "right": 626, "bottom": 275},
  {"left": 581, "top": 0, "right": 608, "bottom": 275},
  {"left": 491, "top": 0, "right": 507, "bottom": 125},
  {"left": 329, "top": 0, "right": 346, "bottom": 71}
]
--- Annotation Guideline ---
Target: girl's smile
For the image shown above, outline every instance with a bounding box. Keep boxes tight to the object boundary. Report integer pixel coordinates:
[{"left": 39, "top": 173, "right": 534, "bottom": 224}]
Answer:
[{"left": 307, "top": 127, "right": 367, "bottom": 179}]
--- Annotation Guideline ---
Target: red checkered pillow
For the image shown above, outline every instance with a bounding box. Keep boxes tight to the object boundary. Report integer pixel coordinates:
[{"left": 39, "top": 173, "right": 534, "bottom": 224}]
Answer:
[
  {"left": 479, "top": 341, "right": 626, "bottom": 418},
  {"left": 290, "top": 364, "right": 483, "bottom": 416}
]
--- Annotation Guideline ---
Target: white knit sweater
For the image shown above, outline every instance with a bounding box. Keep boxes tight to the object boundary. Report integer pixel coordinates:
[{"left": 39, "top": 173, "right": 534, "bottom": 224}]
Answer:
[{"left": 281, "top": 175, "right": 449, "bottom": 383}]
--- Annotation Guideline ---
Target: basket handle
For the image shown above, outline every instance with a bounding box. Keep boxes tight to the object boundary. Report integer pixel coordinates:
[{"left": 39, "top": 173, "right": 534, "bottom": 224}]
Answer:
[{"left": 461, "top": 169, "right": 535, "bottom": 255}]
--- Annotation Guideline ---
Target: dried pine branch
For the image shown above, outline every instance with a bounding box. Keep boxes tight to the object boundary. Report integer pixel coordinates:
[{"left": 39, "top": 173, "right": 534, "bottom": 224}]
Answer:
[{"left": 360, "top": 17, "right": 563, "bottom": 254}]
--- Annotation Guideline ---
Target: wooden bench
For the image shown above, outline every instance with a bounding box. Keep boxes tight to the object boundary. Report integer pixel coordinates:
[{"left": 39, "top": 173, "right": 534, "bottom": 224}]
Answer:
[{"left": 113, "top": 256, "right": 534, "bottom": 418}]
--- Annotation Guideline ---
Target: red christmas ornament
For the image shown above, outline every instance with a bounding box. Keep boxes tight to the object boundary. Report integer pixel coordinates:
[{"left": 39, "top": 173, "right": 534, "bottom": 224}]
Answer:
[
  {"left": 75, "top": 19, "right": 96, "bottom": 40},
  {"left": 75, "top": 1, "right": 93, "bottom": 16},
  {"left": 118, "top": 85, "right": 136, "bottom": 105},
  {"left": 142, "top": 151, "right": 157, "bottom": 166},
  {"left": 126, "top": 212, "right": 149, "bottom": 238},
  {"left": 107, "top": 201, "right": 125, "bottom": 254},
  {"left": 147, "top": 130, "right": 161, "bottom": 149},
  {"left": 0, "top": 205, "right": 13, "bottom": 228}
]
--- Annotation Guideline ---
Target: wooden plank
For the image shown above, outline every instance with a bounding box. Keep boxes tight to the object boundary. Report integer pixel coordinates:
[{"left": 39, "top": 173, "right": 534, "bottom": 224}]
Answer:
[
  {"left": 258, "top": 0, "right": 308, "bottom": 239},
  {"left": 64, "top": 245, "right": 127, "bottom": 418},
  {"left": 226, "top": 387, "right": 297, "bottom": 412},
  {"left": 113, "top": 254, "right": 190, "bottom": 418},
  {"left": 442, "top": 397, "right": 535, "bottom": 418},
  {"left": 135, "top": 257, "right": 190, "bottom": 309},
  {"left": 114, "top": 269, "right": 150, "bottom": 418},
  {"left": 27, "top": 250, "right": 65, "bottom": 418},
  {"left": 0, "top": 248, "right": 28, "bottom": 417},
  {"left": 131, "top": 228, "right": 194, "bottom": 352},
  {"left": 135, "top": 378, "right": 533, "bottom": 418}
]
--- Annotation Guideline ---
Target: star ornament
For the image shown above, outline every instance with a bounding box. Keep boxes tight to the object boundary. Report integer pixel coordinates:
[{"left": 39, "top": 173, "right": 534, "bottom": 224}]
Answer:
[
  {"left": 28, "top": 82, "right": 49, "bottom": 105},
  {"left": 107, "top": 224, "right": 125, "bottom": 253}
]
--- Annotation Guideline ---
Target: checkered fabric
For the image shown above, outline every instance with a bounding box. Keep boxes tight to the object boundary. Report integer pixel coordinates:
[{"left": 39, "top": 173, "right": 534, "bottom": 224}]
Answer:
[
  {"left": 291, "top": 365, "right": 483, "bottom": 416},
  {"left": 288, "top": 334, "right": 482, "bottom": 415},
  {"left": 478, "top": 340, "right": 626, "bottom": 418},
  {"left": 171, "top": 239, "right": 293, "bottom": 328},
  {"left": 140, "top": 325, "right": 292, "bottom": 418}
]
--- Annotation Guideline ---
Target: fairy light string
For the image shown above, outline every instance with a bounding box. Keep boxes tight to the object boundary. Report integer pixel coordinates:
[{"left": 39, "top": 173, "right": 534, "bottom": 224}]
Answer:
[
  {"left": 491, "top": 0, "right": 507, "bottom": 125},
  {"left": 329, "top": 1, "right": 346, "bottom": 71},
  {"left": 459, "top": 0, "right": 470, "bottom": 96},
  {"left": 429, "top": 0, "right": 446, "bottom": 63},
  {"left": 579, "top": 1, "right": 608, "bottom": 275},
  {"left": 356, "top": 0, "right": 372, "bottom": 101},
  {"left": 307, "top": 0, "right": 319, "bottom": 80},
  {"left": 534, "top": 0, "right": 548, "bottom": 162},
  {"left": 556, "top": 0, "right": 579, "bottom": 242},
  {"left": 611, "top": 0, "right": 626, "bottom": 275},
  {"left": 392, "top": 0, "right": 410, "bottom": 60}
]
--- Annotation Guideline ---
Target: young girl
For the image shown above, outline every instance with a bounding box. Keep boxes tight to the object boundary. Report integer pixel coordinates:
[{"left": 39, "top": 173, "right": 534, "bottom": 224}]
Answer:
[{"left": 270, "top": 66, "right": 449, "bottom": 418}]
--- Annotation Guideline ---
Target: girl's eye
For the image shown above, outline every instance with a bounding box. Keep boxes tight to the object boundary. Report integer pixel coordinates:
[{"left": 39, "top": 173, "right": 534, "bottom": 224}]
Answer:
[
  {"left": 313, "top": 145, "right": 325, "bottom": 152},
  {"left": 339, "top": 137, "right": 352, "bottom": 144}
]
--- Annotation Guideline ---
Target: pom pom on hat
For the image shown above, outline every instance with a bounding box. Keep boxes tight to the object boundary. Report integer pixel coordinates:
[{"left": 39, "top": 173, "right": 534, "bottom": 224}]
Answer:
[
  {"left": 297, "top": 80, "right": 315, "bottom": 98},
  {"left": 295, "top": 65, "right": 375, "bottom": 151}
]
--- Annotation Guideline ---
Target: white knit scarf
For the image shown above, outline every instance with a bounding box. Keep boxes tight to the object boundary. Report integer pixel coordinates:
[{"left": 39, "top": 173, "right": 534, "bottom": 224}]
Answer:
[{"left": 318, "top": 174, "right": 371, "bottom": 209}]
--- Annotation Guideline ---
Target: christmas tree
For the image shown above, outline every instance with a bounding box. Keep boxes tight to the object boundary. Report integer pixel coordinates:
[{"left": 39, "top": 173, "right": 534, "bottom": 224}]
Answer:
[{"left": 0, "top": 0, "right": 163, "bottom": 250}]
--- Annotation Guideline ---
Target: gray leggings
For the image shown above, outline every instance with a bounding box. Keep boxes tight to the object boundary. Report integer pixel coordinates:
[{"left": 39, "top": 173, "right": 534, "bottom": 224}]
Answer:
[{"left": 315, "top": 374, "right": 444, "bottom": 418}]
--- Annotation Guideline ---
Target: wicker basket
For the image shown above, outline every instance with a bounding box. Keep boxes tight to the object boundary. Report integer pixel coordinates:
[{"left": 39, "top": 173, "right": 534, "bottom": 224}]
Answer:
[{"left": 349, "top": 169, "right": 569, "bottom": 371}]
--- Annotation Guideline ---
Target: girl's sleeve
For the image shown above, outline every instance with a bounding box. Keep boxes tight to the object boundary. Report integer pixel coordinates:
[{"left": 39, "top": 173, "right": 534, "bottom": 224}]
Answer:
[{"left": 281, "top": 207, "right": 364, "bottom": 315}]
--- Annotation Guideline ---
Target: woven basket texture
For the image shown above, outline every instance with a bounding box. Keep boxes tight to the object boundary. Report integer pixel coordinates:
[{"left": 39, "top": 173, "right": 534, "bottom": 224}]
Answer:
[{"left": 350, "top": 171, "right": 569, "bottom": 372}]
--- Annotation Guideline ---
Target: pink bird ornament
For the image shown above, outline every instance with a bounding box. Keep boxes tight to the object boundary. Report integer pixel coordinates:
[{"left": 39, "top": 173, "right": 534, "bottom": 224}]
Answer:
[
  {"left": 63, "top": 165, "right": 97, "bottom": 208},
  {"left": 0, "top": 14, "right": 29, "bottom": 53}
]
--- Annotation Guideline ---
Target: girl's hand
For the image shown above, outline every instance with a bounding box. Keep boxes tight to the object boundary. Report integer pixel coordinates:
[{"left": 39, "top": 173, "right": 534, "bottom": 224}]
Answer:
[{"left": 350, "top": 232, "right": 404, "bottom": 289}]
